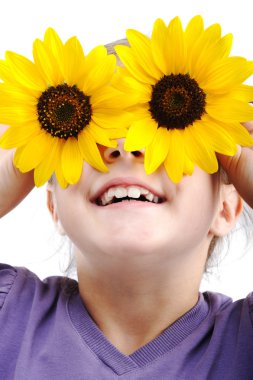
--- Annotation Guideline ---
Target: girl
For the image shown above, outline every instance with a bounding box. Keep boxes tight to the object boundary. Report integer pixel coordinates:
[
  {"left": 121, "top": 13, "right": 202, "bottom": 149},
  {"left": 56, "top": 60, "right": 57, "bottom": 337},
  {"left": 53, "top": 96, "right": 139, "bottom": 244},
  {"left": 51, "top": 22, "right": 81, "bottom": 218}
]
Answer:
[{"left": 1, "top": 17, "right": 253, "bottom": 379}]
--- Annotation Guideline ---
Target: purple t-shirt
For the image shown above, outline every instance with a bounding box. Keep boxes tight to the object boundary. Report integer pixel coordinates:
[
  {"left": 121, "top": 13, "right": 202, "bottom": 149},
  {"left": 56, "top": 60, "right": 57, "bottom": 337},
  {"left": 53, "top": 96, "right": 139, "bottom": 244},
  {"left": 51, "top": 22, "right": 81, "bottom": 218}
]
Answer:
[{"left": 0, "top": 263, "right": 253, "bottom": 379}]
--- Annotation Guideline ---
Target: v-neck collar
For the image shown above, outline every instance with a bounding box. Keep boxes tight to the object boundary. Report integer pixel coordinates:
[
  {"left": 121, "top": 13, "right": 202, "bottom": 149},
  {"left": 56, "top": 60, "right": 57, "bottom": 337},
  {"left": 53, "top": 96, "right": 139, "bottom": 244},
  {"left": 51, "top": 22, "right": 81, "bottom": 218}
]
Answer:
[{"left": 67, "top": 291, "right": 209, "bottom": 375}]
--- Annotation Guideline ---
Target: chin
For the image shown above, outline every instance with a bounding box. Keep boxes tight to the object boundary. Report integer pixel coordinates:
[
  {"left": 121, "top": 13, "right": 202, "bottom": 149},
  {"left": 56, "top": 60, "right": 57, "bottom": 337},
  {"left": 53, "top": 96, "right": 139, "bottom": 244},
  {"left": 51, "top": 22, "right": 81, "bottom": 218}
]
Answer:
[{"left": 100, "top": 231, "right": 165, "bottom": 259}]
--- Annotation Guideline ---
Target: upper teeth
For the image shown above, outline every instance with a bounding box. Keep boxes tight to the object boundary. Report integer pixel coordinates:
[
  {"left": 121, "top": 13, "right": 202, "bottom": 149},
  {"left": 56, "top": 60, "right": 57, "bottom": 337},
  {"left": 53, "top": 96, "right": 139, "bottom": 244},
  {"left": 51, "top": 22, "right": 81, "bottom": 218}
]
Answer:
[{"left": 98, "top": 186, "right": 160, "bottom": 206}]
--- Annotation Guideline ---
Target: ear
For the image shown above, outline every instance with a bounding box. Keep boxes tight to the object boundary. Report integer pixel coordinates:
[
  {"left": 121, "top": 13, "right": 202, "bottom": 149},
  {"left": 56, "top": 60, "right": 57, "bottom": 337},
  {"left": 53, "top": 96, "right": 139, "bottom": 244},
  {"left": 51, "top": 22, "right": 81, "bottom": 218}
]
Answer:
[
  {"left": 210, "top": 184, "right": 243, "bottom": 237},
  {"left": 46, "top": 183, "right": 66, "bottom": 235}
]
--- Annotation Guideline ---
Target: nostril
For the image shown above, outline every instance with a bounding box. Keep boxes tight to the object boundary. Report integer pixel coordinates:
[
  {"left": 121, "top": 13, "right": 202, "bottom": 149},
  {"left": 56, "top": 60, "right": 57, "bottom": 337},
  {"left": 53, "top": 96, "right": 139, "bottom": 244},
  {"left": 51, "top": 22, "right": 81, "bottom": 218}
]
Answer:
[
  {"left": 110, "top": 150, "right": 121, "bottom": 159},
  {"left": 131, "top": 150, "right": 144, "bottom": 158},
  {"left": 101, "top": 144, "right": 144, "bottom": 163}
]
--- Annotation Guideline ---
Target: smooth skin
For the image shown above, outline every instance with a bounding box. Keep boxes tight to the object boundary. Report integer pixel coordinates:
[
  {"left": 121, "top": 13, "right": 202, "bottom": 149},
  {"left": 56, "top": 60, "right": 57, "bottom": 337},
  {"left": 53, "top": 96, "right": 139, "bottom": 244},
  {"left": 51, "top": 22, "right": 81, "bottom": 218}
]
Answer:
[{"left": 0, "top": 123, "right": 252, "bottom": 354}]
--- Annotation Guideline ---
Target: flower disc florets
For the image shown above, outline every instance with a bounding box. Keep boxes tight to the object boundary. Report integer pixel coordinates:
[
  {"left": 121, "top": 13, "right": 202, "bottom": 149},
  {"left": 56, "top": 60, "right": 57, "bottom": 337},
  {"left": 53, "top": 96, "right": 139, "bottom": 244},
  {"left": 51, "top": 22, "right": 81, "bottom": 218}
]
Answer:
[
  {"left": 149, "top": 74, "right": 206, "bottom": 130},
  {"left": 37, "top": 84, "right": 92, "bottom": 139}
]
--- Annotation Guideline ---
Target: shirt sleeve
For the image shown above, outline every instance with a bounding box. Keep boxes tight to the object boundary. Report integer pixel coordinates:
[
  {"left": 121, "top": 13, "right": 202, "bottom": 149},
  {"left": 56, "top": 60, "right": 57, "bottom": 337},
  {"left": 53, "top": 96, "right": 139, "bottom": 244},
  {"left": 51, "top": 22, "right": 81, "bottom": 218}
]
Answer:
[
  {"left": 0, "top": 263, "right": 17, "bottom": 310},
  {"left": 246, "top": 292, "right": 253, "bottom": 328}
]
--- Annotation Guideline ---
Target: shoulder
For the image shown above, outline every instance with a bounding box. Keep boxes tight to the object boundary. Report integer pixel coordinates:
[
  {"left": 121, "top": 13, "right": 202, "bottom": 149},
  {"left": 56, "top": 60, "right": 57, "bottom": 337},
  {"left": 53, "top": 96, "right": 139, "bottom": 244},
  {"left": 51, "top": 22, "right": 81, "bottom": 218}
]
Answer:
[
  {"left": 0, "top": 263, "right": 78, "bottom": 312},
  {"left": 0, "top": 264, "right": 79, "bottom": 378},
  {"left": 0, "top": 263, "right": 17, "bottom": 309},
  {"left": 204, "top": 291, "right": 253, "bottom": 330}
]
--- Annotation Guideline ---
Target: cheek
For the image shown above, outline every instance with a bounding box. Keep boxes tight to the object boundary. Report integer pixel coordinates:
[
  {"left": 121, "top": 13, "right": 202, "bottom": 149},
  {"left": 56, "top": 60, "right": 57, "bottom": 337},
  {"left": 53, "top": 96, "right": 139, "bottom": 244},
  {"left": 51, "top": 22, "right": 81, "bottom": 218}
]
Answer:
[
  {"left": 175, "top": 174, "right": 220, "bottom": 232},
  {"left": 53, "top": 162, "right": 96, "bottom": 230},
  {"left": 54, "top": 188, "right": 86, "bottom": 238}
]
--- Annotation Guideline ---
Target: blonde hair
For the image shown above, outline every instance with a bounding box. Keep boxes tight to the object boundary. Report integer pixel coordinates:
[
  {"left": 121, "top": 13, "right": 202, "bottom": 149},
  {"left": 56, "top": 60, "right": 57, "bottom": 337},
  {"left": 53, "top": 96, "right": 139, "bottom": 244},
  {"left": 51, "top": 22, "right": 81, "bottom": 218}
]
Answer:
[{"left": 105, "top": 38, "right": 129, "bottom": 56}]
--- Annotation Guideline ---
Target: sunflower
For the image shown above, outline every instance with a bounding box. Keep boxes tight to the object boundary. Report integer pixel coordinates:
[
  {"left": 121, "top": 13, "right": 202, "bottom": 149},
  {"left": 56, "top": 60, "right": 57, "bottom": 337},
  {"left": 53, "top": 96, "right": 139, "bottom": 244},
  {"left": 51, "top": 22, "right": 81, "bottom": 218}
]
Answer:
[
  {"left": 114, "top": 16, "right": 253, "bottom": 182},
  {"left": 0, "top": 28, "right": 130, "bottom": 187}
]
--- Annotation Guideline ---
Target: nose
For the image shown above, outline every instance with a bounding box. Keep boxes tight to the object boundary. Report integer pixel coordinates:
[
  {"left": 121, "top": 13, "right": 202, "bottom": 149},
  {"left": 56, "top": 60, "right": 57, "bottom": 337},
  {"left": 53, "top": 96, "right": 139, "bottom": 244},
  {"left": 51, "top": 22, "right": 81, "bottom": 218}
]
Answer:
[{"left": 101, "top": 139, "right": 145, "bottom": 164}]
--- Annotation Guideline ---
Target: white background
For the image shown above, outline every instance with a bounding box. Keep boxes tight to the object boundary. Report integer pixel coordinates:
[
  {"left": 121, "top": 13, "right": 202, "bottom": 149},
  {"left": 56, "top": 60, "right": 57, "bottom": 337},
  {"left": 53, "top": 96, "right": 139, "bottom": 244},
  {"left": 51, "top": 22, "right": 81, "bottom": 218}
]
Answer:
[{"left": 0, "top": 0, "right": 253, "bottom": 300}]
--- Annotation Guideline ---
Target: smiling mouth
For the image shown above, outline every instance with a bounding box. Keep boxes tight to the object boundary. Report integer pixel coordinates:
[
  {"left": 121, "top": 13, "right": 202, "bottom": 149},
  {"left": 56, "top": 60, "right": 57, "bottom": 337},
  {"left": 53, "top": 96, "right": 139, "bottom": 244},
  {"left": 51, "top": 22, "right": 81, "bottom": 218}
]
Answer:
[{"left": 95, "top": 185, "right": 165, "bottom": 206}]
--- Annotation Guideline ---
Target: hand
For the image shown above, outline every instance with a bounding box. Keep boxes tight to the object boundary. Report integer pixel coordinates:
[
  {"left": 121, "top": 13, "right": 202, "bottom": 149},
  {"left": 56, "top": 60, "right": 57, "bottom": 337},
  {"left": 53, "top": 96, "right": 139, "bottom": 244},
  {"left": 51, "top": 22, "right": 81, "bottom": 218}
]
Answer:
[
  {"left": 0, "top": 124, "right": 34, "bottom": 217},
  {"left": 218, "top": 121, "right": 253, "bottom": 208}
]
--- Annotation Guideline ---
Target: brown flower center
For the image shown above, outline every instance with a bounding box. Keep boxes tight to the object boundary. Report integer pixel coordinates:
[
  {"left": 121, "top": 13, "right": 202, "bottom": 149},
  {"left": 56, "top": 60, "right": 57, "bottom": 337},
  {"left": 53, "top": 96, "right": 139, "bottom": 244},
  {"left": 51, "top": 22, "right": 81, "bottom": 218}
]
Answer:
[
  {"left": 37, "top": 84, "right": 92, "bottom": 139},
  {"left": 149, "top": 74, "right": 206, "bottom": 130}
]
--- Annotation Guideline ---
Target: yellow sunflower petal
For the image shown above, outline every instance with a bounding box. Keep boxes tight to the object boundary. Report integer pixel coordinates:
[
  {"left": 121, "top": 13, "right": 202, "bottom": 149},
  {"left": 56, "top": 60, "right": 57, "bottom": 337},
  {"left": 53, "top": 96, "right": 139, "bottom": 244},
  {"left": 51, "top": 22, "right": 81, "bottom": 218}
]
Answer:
[
  {"left": 91, "top": 87, "right": 137, "bottom": 109},
  {"left": 193, "top": 34, "right": 233, "bottom": 85},
  {"left": 100, "top": 127, "right": 127, "bottom": 140},
  {"left": 115, "top": 45, "right": 155, "bottom": 85},
  {"left": 92, "top": 110, "right": 133, "bottom": 129},
  {"left": 0, "top": 122, "right": 41, "bottom": 149},
  {"left": 0, "top": 84, "right": 38, "bottom": 106},
  {"left": 34, "top": 137, "right": 62, "bottom": 187},
  {"left": 84, "top": 45, "right": 107, "bottom": 72},
  {"left": 0, "top": 62, "right": 40, "bottom": 98},
  {"left": 144, "top": 127, "right": 169, "bottom": 173},
  {"left": 112, "top": 73, "right": 151, "bottom": 103},
  {"left": 163, "top": 130, "right": 185, "bottom": 183},
  {"left": 61, "top": 138, "right": 83, "bottom": 184},
  {"left": 125, "top": 104, "right": 151, "bottom": 119},
  {"left": 217, "top": 120, "right": 253, "bottom": 147},
  {"left": 206, "top": 97, "right": 253, "bottom": 122},
  {"left": 165, "top": 16, "right": 186, "bottom": 74},
  {"left": 86, "top": 122, "right": 118, "bottom": 147},
  {"left": 55, "top": 161, "right": 68, "bottom": 189},
  {"left": 43, "top": 28, "right": 64, "bottom": 67},
  {"left": 126, "top": 29, "right": 162, "bottom": 80},
  {"left": 62, "top": 36, "right": 86, "bottom": 86},
  {"left": 33, "top": 38, "right": 64, "bottom": 86},
  {"left": 0, "top": 105, "right": 38, "bottom": 124},
  {"left": 14, "top": 132, "right": 52, "bottom": 172},
  {"left": 5, "top": 51, "right": 46, "bottom": 91},
  {"left": 184, "top": 126, "right": 218, "bottom": 173},
  {"left": 0, "top": 60, "right": 15, "bottom": 84},
  {"left": 188, "top": 23, "right": 221, "bottom": 77},
  {"left": 151, "top": 18, "right": 168, "bottom": 73},
  {"left": 229, "top": 85, "right": 253, "bottom": 102},
  {"left": 83, "top": 54, "right": 116, "bottom": 94},
  {"left": 202, "top": 23, "right": 222, "bottom": 41},
  {"left": 124, "top": 118, "right": 157, "bottom": 151},
  {"left": 185, "top": 15, "right": 204, "bottom": 51},
  {"left": 201, "top": 58, "right": 253, "bottom": 93},
  {"left": 0, "top": 60, "right": 42, "bottom": 97},
  {"left": 183, "top": 155, "right": 194, "bottom": 176},
  {"left": 78, "top": 130, "right": 108, "bottom": 172},
  {"left": 12, "top": 144, "right": 25, "bottom": 168},
  {"left": 194, "top": 117, "right": 236, "bottom": 155}
]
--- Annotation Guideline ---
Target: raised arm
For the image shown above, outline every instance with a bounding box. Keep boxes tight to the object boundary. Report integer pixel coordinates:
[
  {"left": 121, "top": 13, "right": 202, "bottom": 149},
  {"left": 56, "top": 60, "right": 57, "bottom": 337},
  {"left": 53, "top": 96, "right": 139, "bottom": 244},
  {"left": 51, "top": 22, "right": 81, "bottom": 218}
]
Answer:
[{"left": 0, "top": 125, "right": 34, "bottom": 217}]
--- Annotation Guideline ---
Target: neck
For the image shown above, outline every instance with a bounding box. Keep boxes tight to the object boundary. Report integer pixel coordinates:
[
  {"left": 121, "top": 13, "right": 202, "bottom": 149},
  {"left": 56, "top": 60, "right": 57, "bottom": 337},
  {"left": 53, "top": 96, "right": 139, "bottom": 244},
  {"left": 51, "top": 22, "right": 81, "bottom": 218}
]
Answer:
[{"left": 76, "top": 249, "right": 206, "bottom": 355}]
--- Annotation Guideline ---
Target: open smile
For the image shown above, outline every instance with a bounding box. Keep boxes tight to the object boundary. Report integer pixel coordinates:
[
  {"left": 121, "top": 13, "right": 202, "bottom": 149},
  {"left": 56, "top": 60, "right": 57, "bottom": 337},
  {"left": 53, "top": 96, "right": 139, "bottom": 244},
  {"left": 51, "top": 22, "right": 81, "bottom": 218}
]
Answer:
[
  {"left": 91, "top": 178, "right": 166, "bottom": 207},
  {"left": 95, "top": 185, "right": 165, "bottom": 206}
]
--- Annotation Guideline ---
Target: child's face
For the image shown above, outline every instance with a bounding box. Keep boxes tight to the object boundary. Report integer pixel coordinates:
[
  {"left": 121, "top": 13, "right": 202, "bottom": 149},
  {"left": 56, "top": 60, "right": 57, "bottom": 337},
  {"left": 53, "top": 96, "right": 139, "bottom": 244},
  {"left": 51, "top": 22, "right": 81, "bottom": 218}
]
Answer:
[{"left": 52, "top": 140, "right": 221, "bottom": 262}]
